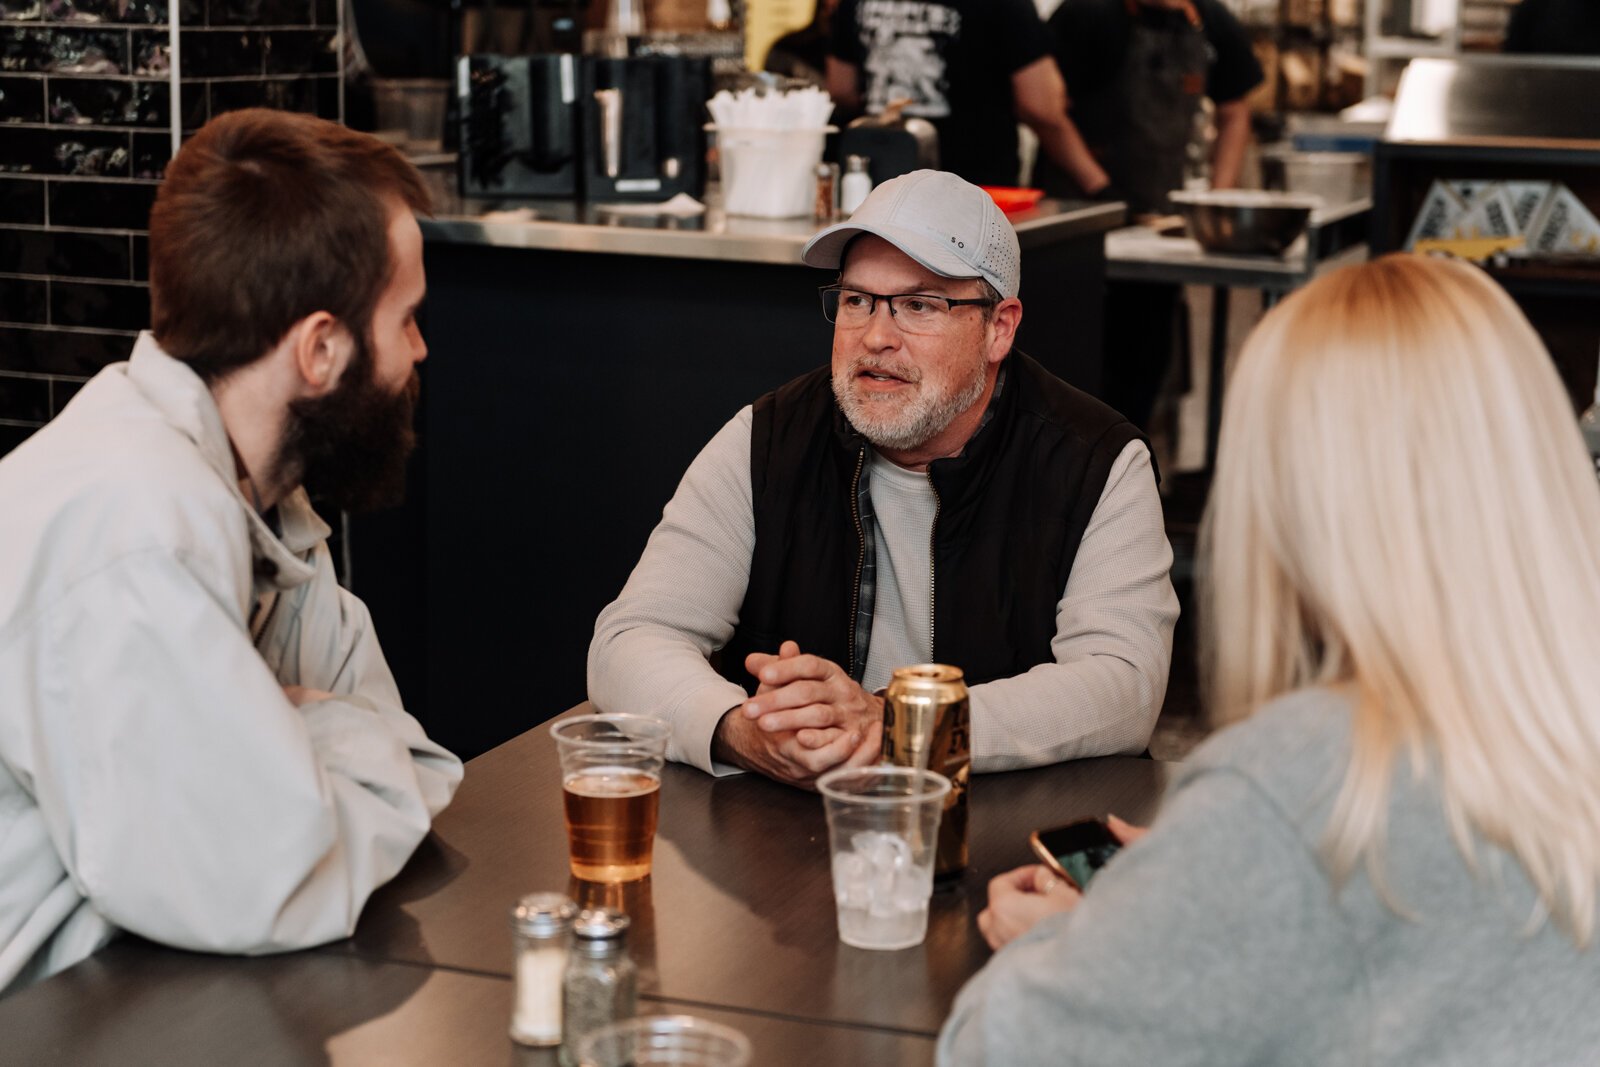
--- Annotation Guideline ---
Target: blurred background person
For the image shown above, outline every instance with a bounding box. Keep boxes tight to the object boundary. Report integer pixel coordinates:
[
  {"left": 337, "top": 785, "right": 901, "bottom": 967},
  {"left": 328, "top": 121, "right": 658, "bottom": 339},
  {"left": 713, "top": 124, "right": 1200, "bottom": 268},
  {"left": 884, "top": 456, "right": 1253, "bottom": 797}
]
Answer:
[
  {"left": 827, "top": 0, "right": 1110, "bottom": 191},
  {"left": 1038, "top": 0, "right": 1263, "bottom": 212},
  {"left": 1040, "top": 0, "right": 1264, "bottom": 435},
  {"left": 765, "top": 0, "right": 840, "bottom": 87},
  {"left": 937, "top": 253, "right": 1600, "bottom": 1064}
]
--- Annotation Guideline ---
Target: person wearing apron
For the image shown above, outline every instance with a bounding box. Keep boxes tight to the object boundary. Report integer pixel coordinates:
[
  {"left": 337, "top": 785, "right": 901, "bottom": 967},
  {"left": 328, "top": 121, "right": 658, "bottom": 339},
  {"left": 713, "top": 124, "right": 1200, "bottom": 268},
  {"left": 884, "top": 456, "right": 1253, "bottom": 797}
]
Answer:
[
  {"left": 1064, "top": 0, "right": 1211, "bottom": 216},
  {"left": 1038, "top": 0, "right": 1263, "bottom": 430}
]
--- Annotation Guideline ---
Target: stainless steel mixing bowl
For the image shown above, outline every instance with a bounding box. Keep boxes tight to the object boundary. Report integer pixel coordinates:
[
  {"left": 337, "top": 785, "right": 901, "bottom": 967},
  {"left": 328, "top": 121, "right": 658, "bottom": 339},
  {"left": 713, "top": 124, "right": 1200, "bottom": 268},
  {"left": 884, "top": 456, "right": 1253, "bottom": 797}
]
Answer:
[{"left": 1168, "top": 190, "right": 1324, "bottom": 256}]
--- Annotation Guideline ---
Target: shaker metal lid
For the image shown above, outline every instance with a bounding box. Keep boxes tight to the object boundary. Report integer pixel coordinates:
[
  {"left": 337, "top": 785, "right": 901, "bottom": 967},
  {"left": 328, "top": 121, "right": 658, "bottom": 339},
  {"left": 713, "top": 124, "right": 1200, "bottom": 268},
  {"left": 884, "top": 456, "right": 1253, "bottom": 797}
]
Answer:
[
  {"left": 572, "top": 906, "right": 632, "bottom": 941},
  {"left": 510, "top": 892, "right": 579, "bottom": 936}
]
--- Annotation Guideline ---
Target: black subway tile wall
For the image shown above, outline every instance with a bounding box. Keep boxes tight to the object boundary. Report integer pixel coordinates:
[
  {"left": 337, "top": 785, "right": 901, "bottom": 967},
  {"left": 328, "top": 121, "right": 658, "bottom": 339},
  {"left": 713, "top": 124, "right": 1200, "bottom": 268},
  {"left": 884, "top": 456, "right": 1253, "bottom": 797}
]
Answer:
[{"left": 0, "top": 0, "right": 342, "bottom": 455}]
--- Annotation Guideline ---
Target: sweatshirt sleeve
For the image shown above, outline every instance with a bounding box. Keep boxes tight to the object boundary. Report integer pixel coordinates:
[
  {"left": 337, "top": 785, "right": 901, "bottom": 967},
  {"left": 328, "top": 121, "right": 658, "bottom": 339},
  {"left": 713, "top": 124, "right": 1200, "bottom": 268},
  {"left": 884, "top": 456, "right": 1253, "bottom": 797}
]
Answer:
[
  {"left": 937, "top": 767, "right": 1357, "bottom": 1066},
  {"left": 263, "top": 539, "right": 461, "bottom": 820},
  {"left": 587, "top": 407, "right": 758, "bottom": 774},
  {"left": 968, "top": 441, "right": 1178, "bottom": 771},
  {"left": 32, "top": 546, "right": 458, "bottom": 955}
]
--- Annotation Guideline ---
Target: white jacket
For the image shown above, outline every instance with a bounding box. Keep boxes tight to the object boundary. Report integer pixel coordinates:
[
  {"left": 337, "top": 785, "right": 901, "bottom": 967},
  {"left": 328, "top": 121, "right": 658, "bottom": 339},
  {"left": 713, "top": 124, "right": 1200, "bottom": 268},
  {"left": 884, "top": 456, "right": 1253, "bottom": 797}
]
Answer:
[{"left": 0, "top": 334, "right": 463, "bottom": 995}]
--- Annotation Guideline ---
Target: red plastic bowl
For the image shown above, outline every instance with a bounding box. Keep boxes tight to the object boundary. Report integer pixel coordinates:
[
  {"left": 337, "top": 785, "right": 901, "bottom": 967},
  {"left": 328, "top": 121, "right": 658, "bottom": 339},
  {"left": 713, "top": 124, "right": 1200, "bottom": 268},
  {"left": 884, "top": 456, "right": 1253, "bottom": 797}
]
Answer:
[{"left": 981, "top": 186, "right": 1045, "bottom": 214}]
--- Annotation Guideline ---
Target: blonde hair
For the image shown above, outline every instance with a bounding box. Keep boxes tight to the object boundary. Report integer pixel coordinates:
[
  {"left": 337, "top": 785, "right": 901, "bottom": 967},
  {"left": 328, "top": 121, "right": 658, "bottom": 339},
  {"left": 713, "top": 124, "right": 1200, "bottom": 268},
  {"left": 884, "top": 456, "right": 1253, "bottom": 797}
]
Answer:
[{"left": 1200, "top": 253, "right": 1600, "bottom": 944}]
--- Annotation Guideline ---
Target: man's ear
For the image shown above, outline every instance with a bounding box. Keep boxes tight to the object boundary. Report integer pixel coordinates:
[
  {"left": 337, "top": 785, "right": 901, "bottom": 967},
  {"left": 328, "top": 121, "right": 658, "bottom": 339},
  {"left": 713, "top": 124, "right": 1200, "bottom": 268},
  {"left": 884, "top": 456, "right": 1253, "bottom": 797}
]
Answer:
[
  {"left": 289, "top": 311, "right": 355, "bottom": 397},
  {"left": 987, "top": 297, "right": 1023, "bottom": 363}
]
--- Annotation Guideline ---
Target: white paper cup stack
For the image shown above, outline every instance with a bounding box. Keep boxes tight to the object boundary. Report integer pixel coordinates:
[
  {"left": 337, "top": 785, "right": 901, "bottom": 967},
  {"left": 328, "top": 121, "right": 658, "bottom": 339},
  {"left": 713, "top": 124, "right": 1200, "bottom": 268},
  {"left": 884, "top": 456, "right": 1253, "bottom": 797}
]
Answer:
[{"left": 707, "top": 87, "right": 836, "bottom": 220}]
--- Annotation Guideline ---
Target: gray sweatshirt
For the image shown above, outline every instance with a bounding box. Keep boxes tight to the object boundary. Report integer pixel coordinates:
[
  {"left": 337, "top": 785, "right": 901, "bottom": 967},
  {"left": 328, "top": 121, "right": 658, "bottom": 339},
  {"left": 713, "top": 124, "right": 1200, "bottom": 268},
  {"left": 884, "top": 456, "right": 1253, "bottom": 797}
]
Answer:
[{"left": 938, "top": 686, "right": 1600, "bottom": 1065}]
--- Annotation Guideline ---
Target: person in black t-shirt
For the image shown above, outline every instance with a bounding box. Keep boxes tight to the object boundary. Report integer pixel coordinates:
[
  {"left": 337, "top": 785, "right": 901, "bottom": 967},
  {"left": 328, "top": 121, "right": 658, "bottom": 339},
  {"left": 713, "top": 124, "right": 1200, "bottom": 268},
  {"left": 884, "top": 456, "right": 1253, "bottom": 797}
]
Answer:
[
  {"left": 1503, "top": 0, "right": 1600, "bottom": 55},
  {"left": 827, "top": 0, "right": 1111, "bottom": 190},
  {"left": 1041, "top": 0, "right": 1264, "bottom": 435},
  {"left": 1039, "top": 0, "right": 1263, "bottom": 213},
  {"left": 765, "top": 0, "right": 840, "bottom": 87}
]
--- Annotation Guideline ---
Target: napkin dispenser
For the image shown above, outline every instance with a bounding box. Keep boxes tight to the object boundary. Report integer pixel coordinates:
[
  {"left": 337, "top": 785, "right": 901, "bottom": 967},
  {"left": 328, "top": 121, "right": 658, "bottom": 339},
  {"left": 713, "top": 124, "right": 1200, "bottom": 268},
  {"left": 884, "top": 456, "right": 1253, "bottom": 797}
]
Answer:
[
  {"left": 838, "top": 105, "right": 939, "bottom": 189},
  {"left": 580, "top": 55, "right": 711, "bottom": 202},
  {"left": 458, "top": 53, "right": 579, "bottom": 200}
]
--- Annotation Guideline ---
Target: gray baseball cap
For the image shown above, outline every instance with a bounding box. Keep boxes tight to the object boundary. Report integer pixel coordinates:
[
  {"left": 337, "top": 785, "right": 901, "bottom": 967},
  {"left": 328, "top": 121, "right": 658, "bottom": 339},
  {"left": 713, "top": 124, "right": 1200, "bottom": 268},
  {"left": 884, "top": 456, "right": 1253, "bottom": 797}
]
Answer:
[{"left": 801, "top": 169, "right": 1021, "bottom": 299}]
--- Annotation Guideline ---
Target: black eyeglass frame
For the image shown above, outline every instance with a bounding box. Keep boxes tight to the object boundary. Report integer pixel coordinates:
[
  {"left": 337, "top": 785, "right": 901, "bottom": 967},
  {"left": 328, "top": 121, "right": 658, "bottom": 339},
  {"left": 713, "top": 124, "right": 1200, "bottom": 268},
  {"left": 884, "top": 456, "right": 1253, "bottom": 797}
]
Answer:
[{"left": 817, "top": 285, "right": 998, "bottom": 325}]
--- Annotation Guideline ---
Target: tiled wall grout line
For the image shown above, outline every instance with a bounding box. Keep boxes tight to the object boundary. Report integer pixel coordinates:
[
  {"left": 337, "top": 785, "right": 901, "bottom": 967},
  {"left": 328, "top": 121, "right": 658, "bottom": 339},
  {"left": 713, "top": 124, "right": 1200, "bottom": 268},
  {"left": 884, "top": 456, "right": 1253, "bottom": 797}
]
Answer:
[{"left": 1, "top": 4, "right": 343, "bottom": 449}]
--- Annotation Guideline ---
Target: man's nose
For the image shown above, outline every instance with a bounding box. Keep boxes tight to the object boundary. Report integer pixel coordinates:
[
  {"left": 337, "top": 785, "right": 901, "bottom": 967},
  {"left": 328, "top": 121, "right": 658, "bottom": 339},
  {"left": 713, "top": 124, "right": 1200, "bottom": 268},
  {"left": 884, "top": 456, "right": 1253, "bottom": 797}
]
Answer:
[{"left": 860, "top": 298, "right": 902, "bottom": 349}]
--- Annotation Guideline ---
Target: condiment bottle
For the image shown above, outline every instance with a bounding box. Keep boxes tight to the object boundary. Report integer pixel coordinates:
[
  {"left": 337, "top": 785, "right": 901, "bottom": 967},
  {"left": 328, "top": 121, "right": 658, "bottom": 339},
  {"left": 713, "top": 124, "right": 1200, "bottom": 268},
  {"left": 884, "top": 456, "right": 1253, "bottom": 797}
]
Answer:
[
  {"left": 815, "top": 161, "right": 840, "bottom": 222},
  {"left": 840, "top": 155, "right": 873, "bottom": 215},
  {"left": 559, "top": 907, "right": 638, "bottom": 1066},
  {"left": 509, "top": 892, "right": 578, "bottom": 1047}
]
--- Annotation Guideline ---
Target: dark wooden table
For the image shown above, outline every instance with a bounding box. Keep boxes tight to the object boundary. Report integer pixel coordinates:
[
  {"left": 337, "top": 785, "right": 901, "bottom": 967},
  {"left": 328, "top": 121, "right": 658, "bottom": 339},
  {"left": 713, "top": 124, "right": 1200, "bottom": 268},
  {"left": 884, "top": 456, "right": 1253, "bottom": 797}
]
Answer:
[{"left": 0, "top": 703, "right": 1170, "bottom": 1065}]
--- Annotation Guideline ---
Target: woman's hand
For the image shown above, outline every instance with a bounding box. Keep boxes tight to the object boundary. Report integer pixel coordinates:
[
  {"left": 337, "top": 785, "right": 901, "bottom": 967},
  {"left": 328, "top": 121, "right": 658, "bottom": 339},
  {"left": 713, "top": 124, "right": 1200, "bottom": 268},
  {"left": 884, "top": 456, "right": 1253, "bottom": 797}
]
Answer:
[
  {"left": 976, "top": 864, "right": 1081, "bottom": 951},
  {"left": 976, "top": 814, "right": 1151, "bottom": 951}
]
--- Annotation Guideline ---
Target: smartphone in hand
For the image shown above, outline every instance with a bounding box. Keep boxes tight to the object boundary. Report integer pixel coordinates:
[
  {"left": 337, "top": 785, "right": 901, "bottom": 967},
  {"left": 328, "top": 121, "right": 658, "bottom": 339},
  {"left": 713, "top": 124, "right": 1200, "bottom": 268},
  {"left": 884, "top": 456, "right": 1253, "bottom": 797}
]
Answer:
[{"left": 1028, "top": 818, "right": 1122, "bottom": 891}]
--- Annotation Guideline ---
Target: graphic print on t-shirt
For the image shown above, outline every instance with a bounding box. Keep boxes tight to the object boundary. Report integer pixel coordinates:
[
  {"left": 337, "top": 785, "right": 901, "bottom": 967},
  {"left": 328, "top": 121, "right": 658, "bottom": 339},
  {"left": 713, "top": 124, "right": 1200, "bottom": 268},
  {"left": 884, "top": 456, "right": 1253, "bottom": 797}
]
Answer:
[{"left": 857, "top": 0, "right": 962, "bottom": 118}]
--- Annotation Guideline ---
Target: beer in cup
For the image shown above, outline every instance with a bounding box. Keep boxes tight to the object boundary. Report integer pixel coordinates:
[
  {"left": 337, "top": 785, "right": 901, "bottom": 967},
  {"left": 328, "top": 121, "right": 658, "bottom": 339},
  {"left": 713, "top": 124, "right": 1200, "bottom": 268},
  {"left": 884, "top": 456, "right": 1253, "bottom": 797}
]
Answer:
[{"left": 551, "top": 715, "right": 671, "bottom": 882}]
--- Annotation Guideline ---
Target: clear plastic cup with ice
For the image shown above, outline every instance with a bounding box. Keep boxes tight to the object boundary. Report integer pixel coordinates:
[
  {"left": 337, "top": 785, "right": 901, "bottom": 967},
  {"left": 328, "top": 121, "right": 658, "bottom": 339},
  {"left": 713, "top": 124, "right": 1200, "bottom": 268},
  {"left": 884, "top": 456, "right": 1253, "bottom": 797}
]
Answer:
[{"left": 817, "top": 766, "right": 951, "bottom": 951}]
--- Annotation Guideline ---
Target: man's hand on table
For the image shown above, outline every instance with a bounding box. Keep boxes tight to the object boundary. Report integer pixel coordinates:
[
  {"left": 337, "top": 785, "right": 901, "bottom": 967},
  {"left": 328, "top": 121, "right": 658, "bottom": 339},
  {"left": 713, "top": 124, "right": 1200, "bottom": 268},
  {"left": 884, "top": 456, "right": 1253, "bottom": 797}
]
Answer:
[
  {"left": 977, "top": 815, "right": 1149, "bottom": 952},
  {"left": 710, "top": 640, "right": 884, "bottom": 790}
]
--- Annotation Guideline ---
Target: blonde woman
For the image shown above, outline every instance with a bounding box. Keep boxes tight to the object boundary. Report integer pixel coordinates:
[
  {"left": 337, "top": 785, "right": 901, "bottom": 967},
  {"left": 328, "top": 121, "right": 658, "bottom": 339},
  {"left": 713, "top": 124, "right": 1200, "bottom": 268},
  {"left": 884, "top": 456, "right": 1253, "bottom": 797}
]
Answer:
[{"left": 938, "top": 254, "right": 1600, "bottom": 1065}]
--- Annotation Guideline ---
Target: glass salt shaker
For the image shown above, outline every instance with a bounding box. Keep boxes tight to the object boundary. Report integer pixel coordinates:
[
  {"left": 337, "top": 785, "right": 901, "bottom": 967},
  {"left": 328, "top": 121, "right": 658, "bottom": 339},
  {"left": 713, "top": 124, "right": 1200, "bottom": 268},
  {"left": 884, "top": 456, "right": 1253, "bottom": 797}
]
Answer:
[
  {"left": 840, "top": 154, "right": 873, "bottom": 215},
  {"left": 510, "top": 892, "right": 578, "bottom": 1047},
  {"left": 559, "top": 907, "right": 638, "bottom": 1066}
]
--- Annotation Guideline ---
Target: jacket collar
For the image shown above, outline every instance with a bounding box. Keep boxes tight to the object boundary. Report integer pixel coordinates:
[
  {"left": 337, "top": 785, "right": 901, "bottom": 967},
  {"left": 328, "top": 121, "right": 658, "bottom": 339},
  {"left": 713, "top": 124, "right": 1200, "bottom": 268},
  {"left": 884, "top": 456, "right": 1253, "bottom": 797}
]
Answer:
[
  {"left": 924, "top": 352, "right": 1019, "bottom": 511},
  {"left": 126, "top": 332, "right": 327, "bottom": 592}
]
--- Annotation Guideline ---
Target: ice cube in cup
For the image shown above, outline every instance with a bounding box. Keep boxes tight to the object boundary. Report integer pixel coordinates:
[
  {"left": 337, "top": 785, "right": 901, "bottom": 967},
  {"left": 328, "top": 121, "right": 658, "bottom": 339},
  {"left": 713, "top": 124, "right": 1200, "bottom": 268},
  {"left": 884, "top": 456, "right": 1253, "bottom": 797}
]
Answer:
[{"left": 819, "top": 767, "right": 949, "bottom": 951}]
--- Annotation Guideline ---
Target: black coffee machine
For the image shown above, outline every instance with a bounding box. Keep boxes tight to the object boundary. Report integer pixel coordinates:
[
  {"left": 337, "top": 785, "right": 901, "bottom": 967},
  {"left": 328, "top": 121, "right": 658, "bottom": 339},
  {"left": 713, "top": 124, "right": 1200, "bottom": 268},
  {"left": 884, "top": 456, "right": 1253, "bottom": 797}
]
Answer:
[
  {"left": 458, "top": 53, "right": 580, "bottom": 199},
  {"left": 581, "top": 55, "right": 709, "bottom": 202},
  {"left": 458, "top": 53, "right": 708, "bottom": 203}
]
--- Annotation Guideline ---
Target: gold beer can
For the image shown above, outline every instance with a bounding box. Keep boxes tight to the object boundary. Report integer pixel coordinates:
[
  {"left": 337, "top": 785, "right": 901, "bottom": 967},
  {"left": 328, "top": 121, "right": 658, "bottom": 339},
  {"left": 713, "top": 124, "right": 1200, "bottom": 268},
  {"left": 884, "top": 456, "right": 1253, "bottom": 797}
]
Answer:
[{"left": 882, "top": 664, "right": 970, "bottom": 881}]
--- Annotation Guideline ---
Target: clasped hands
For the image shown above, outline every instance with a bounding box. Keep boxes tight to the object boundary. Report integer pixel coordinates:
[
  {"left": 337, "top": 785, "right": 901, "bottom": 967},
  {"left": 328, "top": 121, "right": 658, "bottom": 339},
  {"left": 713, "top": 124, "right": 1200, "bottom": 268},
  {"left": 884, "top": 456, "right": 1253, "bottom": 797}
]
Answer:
[{"left": 712, "top": 639, "right": 884, "bottom": 789}]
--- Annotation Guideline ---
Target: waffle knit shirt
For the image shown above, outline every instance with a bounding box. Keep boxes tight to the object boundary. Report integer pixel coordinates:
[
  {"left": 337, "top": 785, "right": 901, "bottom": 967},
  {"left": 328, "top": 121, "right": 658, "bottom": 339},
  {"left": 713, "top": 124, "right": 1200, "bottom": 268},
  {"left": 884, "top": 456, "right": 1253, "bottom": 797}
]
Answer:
[{"left": 588, "top": 405, "right": 1178, "bottom": 775}]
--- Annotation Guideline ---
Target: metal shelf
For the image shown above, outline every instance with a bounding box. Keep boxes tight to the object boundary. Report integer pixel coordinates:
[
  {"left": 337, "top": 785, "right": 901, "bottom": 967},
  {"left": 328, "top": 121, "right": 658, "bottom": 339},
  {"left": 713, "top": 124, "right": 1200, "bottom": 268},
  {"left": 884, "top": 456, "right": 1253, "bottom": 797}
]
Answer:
[{"left": 1367, "top": 36, "right": 1458, "bottom": 59}]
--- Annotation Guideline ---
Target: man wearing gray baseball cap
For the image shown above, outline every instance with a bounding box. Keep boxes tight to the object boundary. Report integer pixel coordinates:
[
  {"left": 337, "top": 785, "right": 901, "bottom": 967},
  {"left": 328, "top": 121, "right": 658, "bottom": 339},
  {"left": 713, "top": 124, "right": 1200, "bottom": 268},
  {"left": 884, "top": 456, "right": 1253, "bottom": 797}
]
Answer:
[{"left": 589, "top": 170, "right": 1177, "bottom": 789}]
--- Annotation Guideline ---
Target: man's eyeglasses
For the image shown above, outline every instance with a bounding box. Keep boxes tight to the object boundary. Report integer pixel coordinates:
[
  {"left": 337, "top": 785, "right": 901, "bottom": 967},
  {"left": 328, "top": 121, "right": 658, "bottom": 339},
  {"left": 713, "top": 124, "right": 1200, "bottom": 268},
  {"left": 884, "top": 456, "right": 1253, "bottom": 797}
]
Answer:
[{"left": 819, "top": 285, "right": 996, "bottom": 335}]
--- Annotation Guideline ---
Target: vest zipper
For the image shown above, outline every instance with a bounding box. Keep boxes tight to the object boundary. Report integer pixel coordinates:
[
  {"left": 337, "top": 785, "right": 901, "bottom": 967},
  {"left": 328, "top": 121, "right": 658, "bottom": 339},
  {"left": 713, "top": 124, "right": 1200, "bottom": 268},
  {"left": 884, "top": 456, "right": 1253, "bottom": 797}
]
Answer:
[
  {"left": 927, "top": 473, "right": 941, "bottom": 660},
  {"left": 847, "top": 447, "right": 866, "bottom": 680}
]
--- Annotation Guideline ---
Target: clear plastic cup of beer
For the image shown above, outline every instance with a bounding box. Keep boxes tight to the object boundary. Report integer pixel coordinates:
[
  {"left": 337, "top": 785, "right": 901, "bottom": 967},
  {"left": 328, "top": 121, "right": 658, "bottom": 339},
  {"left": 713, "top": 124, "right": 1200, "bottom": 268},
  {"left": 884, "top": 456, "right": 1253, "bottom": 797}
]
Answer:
[{"left": 551, "top": 714, "right": 672, "bottom": 883}]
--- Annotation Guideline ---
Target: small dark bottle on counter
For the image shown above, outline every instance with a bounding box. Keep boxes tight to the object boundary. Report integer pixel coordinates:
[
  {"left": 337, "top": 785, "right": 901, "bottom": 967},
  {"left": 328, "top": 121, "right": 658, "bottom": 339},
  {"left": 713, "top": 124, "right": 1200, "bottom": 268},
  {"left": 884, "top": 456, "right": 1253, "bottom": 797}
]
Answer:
[
  {"left": 559, "top": 907, "right": 637, "bottom": 1066},
  {"left": 816, "top": 161, "right": 840, "bottom": 222}
]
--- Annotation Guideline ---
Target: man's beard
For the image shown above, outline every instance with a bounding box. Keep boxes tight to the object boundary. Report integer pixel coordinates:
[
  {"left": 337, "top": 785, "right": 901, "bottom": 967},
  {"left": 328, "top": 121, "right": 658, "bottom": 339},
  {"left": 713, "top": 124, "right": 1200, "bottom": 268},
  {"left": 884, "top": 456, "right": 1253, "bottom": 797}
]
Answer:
[
  {"left": 831, "top": 349, "right": 988, "bottom": 452},
  {"left": 276, "top": 333, "right": 420, "bottom": 514}
]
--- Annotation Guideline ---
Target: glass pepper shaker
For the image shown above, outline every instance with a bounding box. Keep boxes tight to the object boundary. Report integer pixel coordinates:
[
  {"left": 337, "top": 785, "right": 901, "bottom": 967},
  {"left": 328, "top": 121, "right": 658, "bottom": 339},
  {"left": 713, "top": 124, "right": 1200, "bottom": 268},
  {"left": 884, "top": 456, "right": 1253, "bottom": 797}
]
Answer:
[
  {"left": 509, "top": 892, "right": 578, "bottom": 1047},
  {"left": 815, "top": 160, "right": 840, "bottom": 222},
  {"left": 559, "top": 907, "right": 638, "bottom": 1066}
]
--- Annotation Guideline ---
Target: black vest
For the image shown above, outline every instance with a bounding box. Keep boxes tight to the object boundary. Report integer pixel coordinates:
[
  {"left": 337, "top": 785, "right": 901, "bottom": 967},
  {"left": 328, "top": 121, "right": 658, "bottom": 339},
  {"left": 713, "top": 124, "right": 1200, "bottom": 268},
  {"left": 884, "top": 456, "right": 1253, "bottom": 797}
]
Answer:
[{"left": 717, "top": 352, "right": 1149, "bottom": 695}]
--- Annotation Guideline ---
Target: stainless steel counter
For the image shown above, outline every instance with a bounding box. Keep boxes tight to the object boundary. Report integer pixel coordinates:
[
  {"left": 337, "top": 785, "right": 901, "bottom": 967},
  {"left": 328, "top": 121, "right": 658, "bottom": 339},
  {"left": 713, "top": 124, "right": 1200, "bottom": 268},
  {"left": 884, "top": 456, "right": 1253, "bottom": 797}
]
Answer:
[
  {"left": 1387, "top": 58, "right": 1600, "bottom": 151},
  {"left": 419, "top": 194, "right": 1126, "bottom": 266},
  {"left": 1106, "top": 196, "right": 1371, "bottom": 290}
]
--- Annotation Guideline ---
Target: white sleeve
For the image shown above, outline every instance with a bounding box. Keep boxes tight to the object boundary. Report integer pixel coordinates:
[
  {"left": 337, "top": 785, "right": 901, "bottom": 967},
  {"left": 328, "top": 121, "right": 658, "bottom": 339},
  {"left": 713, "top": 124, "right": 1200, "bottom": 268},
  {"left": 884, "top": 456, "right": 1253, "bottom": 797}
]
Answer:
[
  {"left": 265, "top": 541, "right": 461, "bottom": 820},
  {"left": 969, "top": 440, "right": 1178, "bottom": 772},
  {"left": 587, "top": 408, "right": 758, "bottom": 775},
  {"left": 34, "top": 547, "right": 459, "bottom": 955}
]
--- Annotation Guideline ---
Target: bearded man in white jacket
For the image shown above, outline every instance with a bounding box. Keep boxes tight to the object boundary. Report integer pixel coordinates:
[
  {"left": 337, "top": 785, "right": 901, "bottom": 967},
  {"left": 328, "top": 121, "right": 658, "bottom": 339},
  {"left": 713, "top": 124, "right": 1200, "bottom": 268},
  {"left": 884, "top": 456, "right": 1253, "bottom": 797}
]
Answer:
[{"left": 0, "top": 108, "right": 463, "bottom": 995}]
